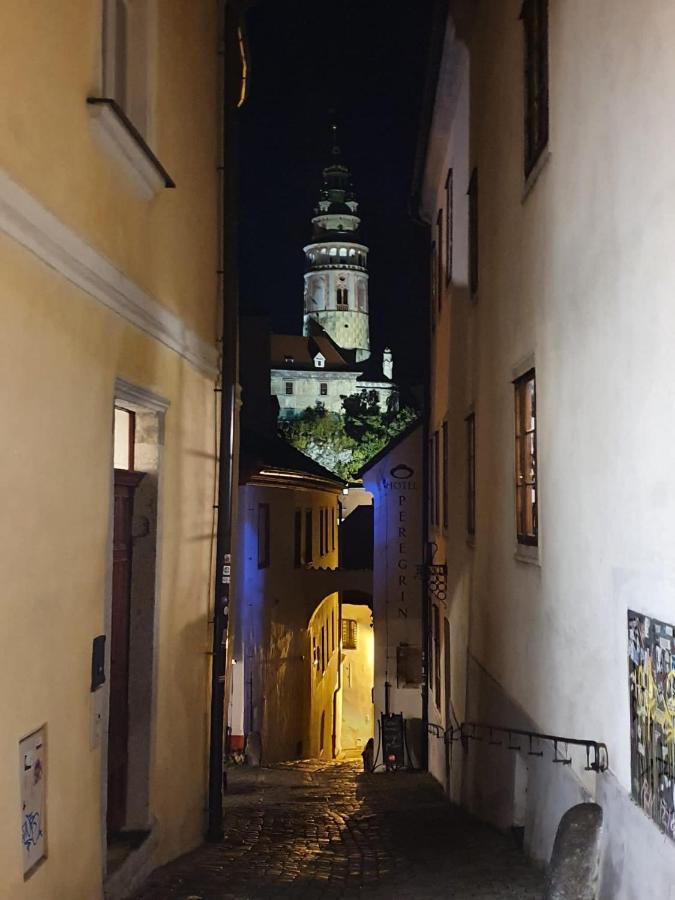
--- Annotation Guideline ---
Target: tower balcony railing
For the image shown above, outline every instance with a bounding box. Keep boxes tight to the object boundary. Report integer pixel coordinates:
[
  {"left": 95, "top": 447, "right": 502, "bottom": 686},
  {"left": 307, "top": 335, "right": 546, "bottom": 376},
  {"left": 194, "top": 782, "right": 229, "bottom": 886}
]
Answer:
[{"left": 304, "top": 261, "right": 368, "bottom": 274}]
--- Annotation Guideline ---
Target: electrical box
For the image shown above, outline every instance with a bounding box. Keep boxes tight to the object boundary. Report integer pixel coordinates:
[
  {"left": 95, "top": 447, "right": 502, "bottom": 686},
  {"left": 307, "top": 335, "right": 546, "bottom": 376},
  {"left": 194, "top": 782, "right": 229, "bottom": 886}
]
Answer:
[{"left": 91, "top": 635, "right": 106, "bottom": 692}]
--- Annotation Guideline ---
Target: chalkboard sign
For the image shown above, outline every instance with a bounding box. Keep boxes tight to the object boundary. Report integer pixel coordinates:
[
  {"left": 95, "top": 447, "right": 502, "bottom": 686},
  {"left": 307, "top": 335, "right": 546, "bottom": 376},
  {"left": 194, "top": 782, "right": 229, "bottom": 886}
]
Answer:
[{"left": 381, "top": 713, "right": 405, "bottom": 770}]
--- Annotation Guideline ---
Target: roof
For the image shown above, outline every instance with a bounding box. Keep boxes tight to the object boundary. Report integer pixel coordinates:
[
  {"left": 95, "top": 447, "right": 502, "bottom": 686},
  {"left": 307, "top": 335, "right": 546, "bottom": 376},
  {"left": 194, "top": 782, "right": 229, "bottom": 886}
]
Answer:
[
  {"left": 356, "top": 419, "right": 422, "bottom": 478},
  {"left": 270, "top": 334, "right": 354, "bottom": 371},
  {"left": 240, "top": 427, "right": 344, "bottom": 491}
]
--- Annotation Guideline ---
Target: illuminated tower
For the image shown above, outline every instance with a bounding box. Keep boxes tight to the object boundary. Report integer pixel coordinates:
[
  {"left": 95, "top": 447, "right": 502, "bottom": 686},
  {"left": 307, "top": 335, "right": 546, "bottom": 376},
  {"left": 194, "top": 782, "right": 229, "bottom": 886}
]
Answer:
[{"left": 303, "top": 129, "right": 370, "bottom": 362}]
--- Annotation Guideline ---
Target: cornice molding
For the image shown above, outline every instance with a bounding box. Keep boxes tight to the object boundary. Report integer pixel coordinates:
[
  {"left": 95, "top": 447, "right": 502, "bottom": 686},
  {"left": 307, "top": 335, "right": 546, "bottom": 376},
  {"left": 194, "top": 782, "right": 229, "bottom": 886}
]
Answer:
[{"left": 0, "top": 168, "right": 218, "bottom": 378}]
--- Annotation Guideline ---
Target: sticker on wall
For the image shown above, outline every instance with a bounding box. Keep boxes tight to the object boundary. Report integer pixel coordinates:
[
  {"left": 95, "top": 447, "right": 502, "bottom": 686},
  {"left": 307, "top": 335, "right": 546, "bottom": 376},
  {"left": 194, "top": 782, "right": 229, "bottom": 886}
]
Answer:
[
  {"left": 19, "top": 726, "right": 46, "bottom": 877},
  {"left": 628, "top": 611, "right": 675, "bottom": 841}
]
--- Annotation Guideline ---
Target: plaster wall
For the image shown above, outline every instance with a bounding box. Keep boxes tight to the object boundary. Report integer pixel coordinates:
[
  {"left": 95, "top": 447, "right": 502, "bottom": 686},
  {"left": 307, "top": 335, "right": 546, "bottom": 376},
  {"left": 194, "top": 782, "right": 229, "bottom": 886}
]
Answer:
[
  {"left": 308, "top": 594, "right": 341, "bottom": 759},
  {"left": 233, "top": 482, "right": 340, "bottom": 763},
  {"left": 0, "top": 1, "right": 219, "bottom": 344},
  {"left": 422, "top": 0, "right": 675, "bottom": 888},
  {"left": 340, "top": 604, "right": 374, "bottom": 752},
  {"left": 362, "top": 427, "right": 424, "bottom": 768},
  {"left": 0, "top": 235, "right": 217, "bottom": 899}
]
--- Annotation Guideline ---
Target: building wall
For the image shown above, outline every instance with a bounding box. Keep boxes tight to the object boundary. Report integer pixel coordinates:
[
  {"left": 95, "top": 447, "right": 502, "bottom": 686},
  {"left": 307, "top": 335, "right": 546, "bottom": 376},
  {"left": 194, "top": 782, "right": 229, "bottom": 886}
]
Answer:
[
  {"left": 362, "top": 427, "right": 424, "bottom": 769},
  {"left": 340, "top": 604, "right": 375, "bottom": 752},
  {"left": 272, "top": 369, "right": 395, "bottom": 418},
  {"left": 233, "top": 482, "right": 340, "bottom": 763},
  {"left": 0, "top": 4, "right": 221, "bottom": 898},
  {"left": 308, "top": 593, "right": 341, "bottom": 759},
  {"left": 422, "top": 0, "right": 675, "bottom": 891}
]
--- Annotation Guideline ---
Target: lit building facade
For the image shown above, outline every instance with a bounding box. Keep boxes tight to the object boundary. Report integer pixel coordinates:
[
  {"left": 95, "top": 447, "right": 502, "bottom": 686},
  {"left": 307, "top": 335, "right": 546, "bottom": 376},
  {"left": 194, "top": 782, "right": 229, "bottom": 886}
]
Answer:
[
  {"left": 418, "top": 2, "right": 675, "bottom": 896},
  {"left": 270, "top": 136, "right": 396, "bottom": 420}
]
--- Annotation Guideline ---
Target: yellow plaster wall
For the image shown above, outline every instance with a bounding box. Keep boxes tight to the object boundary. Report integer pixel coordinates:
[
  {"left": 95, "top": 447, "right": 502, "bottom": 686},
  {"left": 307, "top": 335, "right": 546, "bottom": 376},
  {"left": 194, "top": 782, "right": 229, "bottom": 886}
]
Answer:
[
  {"left": 0, "top": 0, "right": 219, "bottom": 344},
  {"left": 0, "top": 230, "right": 216, "bottom": 898},
  {"left": 308, "top": 594, "right": 340, "bottom": 759},
  {"left": 340, "top": 604, "right": 374, "bottom": 752}
]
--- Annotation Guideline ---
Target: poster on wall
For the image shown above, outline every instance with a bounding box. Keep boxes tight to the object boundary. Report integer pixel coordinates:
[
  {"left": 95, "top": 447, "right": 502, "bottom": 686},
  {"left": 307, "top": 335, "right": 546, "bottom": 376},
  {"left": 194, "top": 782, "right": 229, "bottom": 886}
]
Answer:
[
  {"left": 628, "top": 610, "right": 675, "bottom": 841},
  {"left": 19, "top": 726, "right": 46, "bottom": 876}
]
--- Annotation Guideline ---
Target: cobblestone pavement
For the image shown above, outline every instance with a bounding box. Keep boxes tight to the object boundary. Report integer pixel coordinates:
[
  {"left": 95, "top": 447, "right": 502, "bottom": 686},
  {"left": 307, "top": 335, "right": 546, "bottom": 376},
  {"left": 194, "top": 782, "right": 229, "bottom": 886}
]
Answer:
[{"left": 133, "top": 760, "right": 544, "bottom": 899}]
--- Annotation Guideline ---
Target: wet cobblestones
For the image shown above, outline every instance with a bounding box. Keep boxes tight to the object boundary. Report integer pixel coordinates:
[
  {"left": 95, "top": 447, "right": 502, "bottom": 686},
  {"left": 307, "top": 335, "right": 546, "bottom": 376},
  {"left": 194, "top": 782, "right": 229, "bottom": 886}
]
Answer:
[{"left": 133, "top": 760, "right": 544, "bottom": 899}]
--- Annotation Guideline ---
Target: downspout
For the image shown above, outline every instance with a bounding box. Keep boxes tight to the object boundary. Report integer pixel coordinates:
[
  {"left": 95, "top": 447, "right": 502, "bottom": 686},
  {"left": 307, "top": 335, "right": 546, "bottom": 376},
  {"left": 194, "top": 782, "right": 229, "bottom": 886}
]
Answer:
[{"left": 207, "top": 0, "right": 245, "bottom": 842}]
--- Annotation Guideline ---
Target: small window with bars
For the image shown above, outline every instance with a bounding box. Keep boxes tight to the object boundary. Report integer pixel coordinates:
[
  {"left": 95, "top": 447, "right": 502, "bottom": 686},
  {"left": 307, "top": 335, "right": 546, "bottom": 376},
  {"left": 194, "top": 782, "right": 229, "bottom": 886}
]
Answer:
[
  {"left": 514, "top": 369, "right": 537, "bottom": 545},
  {"left": 342, "top": 618, "right": 357, "bottom": 650}
]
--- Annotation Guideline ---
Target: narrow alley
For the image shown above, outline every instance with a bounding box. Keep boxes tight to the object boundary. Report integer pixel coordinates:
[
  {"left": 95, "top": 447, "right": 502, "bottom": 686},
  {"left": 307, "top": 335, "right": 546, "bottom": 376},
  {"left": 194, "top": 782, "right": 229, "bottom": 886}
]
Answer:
[{"left": 133, "top": 761, "right": 543, "bottom": 900}]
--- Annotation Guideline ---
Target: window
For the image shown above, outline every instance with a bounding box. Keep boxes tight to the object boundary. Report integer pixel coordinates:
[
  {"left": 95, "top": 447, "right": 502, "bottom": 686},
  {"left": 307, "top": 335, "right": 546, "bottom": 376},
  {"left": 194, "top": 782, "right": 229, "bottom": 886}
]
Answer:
[
  {"left": 321, "top": 624, "right": 326, "bottom": 673},
  {"left": 466, "top": 413, "right": 476, "bottom": 537},
  {"left": 342, "top": 619, "right": 357, "bottom": 650},
  {"left": 337, "top": 287, "right": 349, "bottom": 308},
  {"left": 468, "top": 169, "right": 478, "bottom": 297},
  {"left": 257, "top": 503, "right": 270, "bottom": 569},
  {"left": 445, "top": 168, "right": 454, "bottom": 283},
  {"left": 430, "top": 241, "right": 438, "bottom": 323},
  {"left": 102, "top": 0, "right": 151, "bottom": 136},
  {"left": 285, "top": 381, "right": 294, "bottom": 395},
  {"left": 314, "top": 354, "right": 325, "bottom": 368},
  {"left": 433, "top": 605, "right": 441, "bottom": 702},
  {"left": 319, "top": 509, "right": 325, "bottom": 556},
  {"left": 514, "top": 369, "right": 537, "bottom": 544},
  {"left": 113, "top": 406, "right": 135, "bottom": 470},
  {"left": 428, "top": 434, "right": 439, "bottom": 528},
  {"left": 304, "top": 510, "right": 313, "bottom": 564},
  {"left": 294, "top": 509, "right": 302, "bottom": 567},
  {"left": 436, "top": 209, "right": 443, "bottom": 310},
  {"left": 433, "top": 430, "right": 440, "bottom": 527},
  {"left": 331, "top": 610, "right": 335, "bottom": 653},
  {"left": 339, "top": 248, "right": 347, "bottom": 257},
  {"left": 442, "top": 421, "right": 449, "bottom": 530},
  {"left": 320, "top": 383, "right": 328, "bottom": 396},
  {"left": 331, "top": 507, "right": 336, "bottom": 551},
  {"left": 521, "top": 0, "right": 549, "bottom": 177}
]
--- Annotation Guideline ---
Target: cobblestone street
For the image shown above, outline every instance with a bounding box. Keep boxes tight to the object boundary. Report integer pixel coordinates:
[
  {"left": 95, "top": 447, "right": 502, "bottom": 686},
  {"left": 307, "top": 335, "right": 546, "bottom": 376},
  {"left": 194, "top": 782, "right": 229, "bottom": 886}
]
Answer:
[{"left": 133, "top": 761, "right": 544, "bottom": 899}]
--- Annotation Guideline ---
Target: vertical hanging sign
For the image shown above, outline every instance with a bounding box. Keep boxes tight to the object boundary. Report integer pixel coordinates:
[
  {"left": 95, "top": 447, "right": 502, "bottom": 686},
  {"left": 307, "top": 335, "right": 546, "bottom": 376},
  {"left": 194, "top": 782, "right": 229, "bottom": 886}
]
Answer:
[{"left": 19, "top": 726, "right": 46, "bottom": 876}]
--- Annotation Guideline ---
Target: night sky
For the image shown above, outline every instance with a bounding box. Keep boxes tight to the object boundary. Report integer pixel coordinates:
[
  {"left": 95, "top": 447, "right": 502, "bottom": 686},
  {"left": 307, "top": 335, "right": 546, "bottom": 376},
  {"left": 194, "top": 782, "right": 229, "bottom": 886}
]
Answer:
[{"left": 238, "top": 0, "right": 434, "bottom": 383}]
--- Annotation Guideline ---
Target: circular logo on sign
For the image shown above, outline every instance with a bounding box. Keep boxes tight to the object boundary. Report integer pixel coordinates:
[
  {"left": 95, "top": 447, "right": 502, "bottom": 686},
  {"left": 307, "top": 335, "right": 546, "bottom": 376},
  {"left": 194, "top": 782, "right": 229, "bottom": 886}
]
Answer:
[{"left": 390, "top": 464, "right": 414, "bottom": 479}]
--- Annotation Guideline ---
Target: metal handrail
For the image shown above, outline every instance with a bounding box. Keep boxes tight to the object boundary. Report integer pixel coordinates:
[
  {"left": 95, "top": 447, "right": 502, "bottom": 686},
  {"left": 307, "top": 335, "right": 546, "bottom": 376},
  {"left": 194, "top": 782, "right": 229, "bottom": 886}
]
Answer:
[{"left": 427, "top": 720, "right": 609, "bottom": 773}]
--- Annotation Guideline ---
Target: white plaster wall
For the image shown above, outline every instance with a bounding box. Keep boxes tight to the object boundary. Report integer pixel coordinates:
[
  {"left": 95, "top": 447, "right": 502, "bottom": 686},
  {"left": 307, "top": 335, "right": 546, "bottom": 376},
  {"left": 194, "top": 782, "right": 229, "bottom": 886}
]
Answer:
[
  {"left": 422, "top": 0, "right": 675, "bottom": 888},
  {"left": 271, "top": 370, "right": 396, "bottom": 418},
  {"left": 362, "top": 427, "right": 424, "bottom": 768}
]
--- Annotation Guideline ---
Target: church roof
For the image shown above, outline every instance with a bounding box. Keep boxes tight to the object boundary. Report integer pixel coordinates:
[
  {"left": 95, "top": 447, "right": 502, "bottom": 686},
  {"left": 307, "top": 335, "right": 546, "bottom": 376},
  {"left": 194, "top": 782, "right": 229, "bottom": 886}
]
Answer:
[{"left": 270, "top": 334, "right": 353, "bottom": 371}]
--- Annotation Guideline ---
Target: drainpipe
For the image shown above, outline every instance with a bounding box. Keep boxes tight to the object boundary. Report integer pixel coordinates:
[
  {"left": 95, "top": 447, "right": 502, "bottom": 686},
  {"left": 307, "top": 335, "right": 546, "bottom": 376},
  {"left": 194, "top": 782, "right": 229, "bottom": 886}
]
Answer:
[{"left": 207, "top": 0, "right": 245, "bottom": 842}]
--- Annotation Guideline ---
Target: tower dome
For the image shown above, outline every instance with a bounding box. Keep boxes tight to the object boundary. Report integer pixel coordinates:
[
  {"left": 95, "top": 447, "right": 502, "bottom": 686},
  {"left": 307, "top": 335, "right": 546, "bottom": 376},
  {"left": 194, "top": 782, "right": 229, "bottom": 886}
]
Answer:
[{"left": 302, "top": 128, "right": 371, "bottom": 362}]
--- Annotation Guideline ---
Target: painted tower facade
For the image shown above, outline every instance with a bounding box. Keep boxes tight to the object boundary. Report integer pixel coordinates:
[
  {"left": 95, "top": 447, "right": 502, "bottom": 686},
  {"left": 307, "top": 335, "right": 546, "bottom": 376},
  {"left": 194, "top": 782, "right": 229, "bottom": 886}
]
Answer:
[{"left": 303, "top": 134, "right": 371, "bottom": 362}]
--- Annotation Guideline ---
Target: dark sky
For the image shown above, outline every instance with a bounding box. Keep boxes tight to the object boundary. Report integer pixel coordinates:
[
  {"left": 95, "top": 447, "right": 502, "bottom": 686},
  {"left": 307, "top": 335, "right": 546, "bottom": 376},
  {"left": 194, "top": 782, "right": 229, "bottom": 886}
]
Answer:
[{"left": 238, "top": 0, "right": 434, "bottom": 383}]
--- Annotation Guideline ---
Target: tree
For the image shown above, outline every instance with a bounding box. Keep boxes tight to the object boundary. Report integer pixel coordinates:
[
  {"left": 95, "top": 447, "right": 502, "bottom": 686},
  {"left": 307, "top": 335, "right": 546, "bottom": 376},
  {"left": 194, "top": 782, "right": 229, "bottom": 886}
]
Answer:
[{"left": 278, "top": 392, "right": 418, "bottom": 481}]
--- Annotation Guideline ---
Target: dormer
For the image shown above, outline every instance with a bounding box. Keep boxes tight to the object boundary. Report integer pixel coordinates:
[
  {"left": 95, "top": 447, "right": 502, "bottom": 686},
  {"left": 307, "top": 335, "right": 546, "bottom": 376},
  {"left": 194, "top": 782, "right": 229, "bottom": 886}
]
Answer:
[{"left": 313, "top": 352, "right": 326, "bottom": 369}]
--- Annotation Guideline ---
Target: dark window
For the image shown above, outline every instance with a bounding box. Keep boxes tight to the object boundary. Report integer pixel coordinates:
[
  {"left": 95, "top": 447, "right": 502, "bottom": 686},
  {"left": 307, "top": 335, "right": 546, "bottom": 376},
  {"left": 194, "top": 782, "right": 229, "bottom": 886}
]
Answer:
[
  {"left": 466, "top": 413, "right": 476, "bottom": 537},
  {"left": 436, "top": 208, "right": 443, "bottom": 310},
  {"left": 319, "top": 509, "right": 324, "bottom": 556},
  {"left": 331, "top": 507, "right": 336, "bottom": 551},
  {"left": 468, "top": 168, "right": 478, "bottom": 296},
  {"left": 433, "top": 605, "right": 441, "bottom": 702},
  {"left": 320, "top": 382, "right": 328, "bottom": 396},
  {"left": 428, "top": 433, "right": 440, "bottom": 528},
  {"left": 443, "top": 618, "right": 452, "bottom": 724},
  {"left": 433, "top": 430, "right": 440, "bottom": 527},
  {"left": 285, "top": 381, "right": 293, "bottom": 395},
  {"left": 294, "top": 508, "right": 302, "bottom": 567},
  {"left": 514, "top": 369, "right": 537, "bottom": 544},
  {"left": 305, "top": 510, "right": 313, "bottom": 563},
  {"left": 521, "top": 0, "right": 549, "bottom": 177},
  {"left": 428, "top": 437, "right": 435, "bottom": 528},
  {"left": 430, "top": 241, "right": 438, "bottom": 326},
  {"left": 342, "top": 618, "right": 357, "bottom": 650},
  {"left": 445, "top": 168, "right": 453, "bottom": 283},
  {"left": 442, "top": 421, "right": 449, "bottom": 529},
  {"left": 257, "top": 503, "right": 270, "bottom": 569},
  {"left": 321, "top": 624, "right": 325, "bottom": 673},
  {"left": 337, "top": 287, "right": 349, "bottom": 307}
]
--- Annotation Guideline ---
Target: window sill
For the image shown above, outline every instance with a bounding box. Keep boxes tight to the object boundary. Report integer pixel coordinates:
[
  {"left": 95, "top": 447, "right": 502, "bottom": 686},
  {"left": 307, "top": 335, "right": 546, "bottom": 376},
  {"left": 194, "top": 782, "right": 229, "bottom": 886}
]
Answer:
[
  {"left": 514, "top": 543, "right": 540, "bottom": 567},
  {"left": 522, "top": 148, "right": 551, "bottom": 202},
  {"left": 87, "top": 97, "right": 175, "bottom": 200}
]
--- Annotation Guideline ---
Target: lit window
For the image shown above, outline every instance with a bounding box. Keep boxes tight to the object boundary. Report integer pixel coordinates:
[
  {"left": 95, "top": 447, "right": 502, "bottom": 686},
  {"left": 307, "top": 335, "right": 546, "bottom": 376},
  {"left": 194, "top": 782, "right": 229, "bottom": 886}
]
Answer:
[
  {"left": 285, "top": 382, "right": 294, "bottom": 395},
  {"left": 320, "top": 383, "right": 328, "bottom": 396},
  {"left": 514, "top": 369, "right": 537, "bottom": 544},
  {"left": 329, "top": 247, "right": 337, "bottom": 257},
  {"left": 339, "top": 248, "right": 347, "bottom": 257},
  {"left": 342, "top": 619, "right": 357, "bottom": 650},
  {"left": 113, "top": 406, "right": 135, "bottom": 470},
  {"left": 349, "top": 249, "right": 356, "bottom": 257}
]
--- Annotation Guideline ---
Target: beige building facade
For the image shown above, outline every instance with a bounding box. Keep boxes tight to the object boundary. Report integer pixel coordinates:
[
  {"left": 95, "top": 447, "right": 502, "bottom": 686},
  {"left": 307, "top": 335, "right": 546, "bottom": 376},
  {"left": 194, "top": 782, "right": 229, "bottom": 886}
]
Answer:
[
  {"left": 419, "top": 1, "right": 675, "bottom": 895},
  {"left": 0, "top": 3, "right": 234, "bottom": 898}
]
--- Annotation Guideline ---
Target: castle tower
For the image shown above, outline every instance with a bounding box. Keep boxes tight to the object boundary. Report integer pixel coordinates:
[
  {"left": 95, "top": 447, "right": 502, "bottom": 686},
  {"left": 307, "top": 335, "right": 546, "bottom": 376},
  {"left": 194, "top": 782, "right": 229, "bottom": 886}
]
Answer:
[{"left": 303, "top": 129, "right": 371, "bottom": 362}]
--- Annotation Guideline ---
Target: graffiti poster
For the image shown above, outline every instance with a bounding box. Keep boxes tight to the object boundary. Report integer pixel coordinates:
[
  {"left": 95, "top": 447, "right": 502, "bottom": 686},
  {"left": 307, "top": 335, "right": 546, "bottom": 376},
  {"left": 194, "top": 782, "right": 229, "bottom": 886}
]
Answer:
[
  {"left": 19, "top": 726, "right": 46, "bottom": 876},
  {"left": 628, "top": 610, "right": 675, "bottom": 840}
]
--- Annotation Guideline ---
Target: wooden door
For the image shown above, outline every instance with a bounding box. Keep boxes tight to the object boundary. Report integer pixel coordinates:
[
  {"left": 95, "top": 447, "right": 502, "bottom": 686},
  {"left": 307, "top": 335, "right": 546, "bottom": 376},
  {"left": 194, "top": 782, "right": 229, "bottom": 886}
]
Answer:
[{"left": 107, "top": 469, "right": 143, "bottom": 833}]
